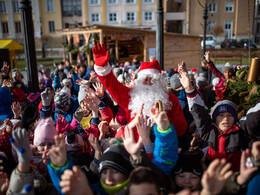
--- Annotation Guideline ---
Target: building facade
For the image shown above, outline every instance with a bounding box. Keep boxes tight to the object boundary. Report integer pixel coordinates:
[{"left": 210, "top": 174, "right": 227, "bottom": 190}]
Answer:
[
  {"left": 164, "top": 0, "right": 255, "bottom": 43},
  {"left": 0, "top": 0, "right": 257, "bottom": 51}
]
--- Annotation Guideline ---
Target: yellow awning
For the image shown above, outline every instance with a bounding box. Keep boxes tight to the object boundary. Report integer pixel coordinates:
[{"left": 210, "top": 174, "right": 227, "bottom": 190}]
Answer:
[{"left": 0, "top": 40, "right": 23, "bottom": 51}]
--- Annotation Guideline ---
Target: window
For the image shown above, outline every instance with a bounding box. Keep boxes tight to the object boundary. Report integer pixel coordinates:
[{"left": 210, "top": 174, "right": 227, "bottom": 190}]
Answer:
[
  {"left": 90, "top": 0, "right": 99, "bottom": 5},
  {"left": 49, "top": 21, "right": 55, "bottom": 33},
  {"left": 2, "top": 22, "right": 8, "bottom": 34},
  {"left": 0, "top": 1, "right": 6, "bottom": 14},
  {"left": 91, "top": 13, "right": 100, "bottom": 23},
  {"left": 13, "top": 1, "right": 19, "bottom": 13},
  {"left": 108, "top": 12, "right": 117, "bottom": 22},
  {"left": 126, "top": 12, "right": 135, "bottom": 22},
  {"left": 225, "top": 1, "right": 234, "bottom": 13},
  {"left": 224, "top": 20, "right": 233, "bottom": 39},
  {"left": 207, "top": 20, "right": 216, "bottom": 32},
  {"left": 144, "top": 11, "right": 153, "bottom": 21},
  {"left": 46, "top": 0, "right": 54, "bottom": 12},
  {"left": 224, "top": 20, "right": 232, "bottom": 30},
  {"left": 143, "top": 0, "right": 154, "bottom": 3},
  {"left": 15, "top": 21, "right": 21, "bottom": 33},
  {"left": 257, "top": 22, "right": 260, "bottom": 34},
  {"left": 208, "top": 2, "right": 217, "bottom": 13},
  {"left": 62, "top": 0, "right": 82, "bottom": 16},
  {"left": 107, "top": 0, "right": 117, "bottom": 4},
  {"left": 126, "top": 0, "right": 135, "bottom": 4}
]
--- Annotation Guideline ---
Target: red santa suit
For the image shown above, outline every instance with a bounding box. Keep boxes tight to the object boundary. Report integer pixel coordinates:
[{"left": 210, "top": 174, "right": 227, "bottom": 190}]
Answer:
[{"left": 94, "top": 59, "right": 187, "bottom": 140}]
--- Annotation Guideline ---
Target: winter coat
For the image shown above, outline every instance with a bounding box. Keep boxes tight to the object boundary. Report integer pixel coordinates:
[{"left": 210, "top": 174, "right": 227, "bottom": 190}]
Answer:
[{"left": 186, "top": 90, "right": 252, "bottom": 171}]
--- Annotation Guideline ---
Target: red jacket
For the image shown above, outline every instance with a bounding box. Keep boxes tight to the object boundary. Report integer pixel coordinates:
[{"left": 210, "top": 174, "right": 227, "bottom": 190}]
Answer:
[{"left": 95, "top": 69, "right": 187, "bottom": 139}]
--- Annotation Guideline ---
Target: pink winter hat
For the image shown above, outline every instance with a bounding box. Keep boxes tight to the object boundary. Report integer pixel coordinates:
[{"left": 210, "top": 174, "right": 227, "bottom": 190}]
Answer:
[{"left": 33, "top": 119, "right": 58, "bottom": 147}]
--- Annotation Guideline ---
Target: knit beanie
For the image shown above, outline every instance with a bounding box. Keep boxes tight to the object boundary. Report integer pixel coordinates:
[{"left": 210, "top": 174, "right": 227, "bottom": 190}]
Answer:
[
  {"left": 61, "top": 86, "right": 71, "bottom": 98},
  {"left": 211, "top": 100, "right": 237, "bottom": 122},
  {"left": 62, "top": 78, "right": 73, "bottom": 89},
  {"left": 170, "top": 73, "right": 182, "bottom": 89},
  {"left": 54, "top": 91, "right": 70, "bottom": 110},
  {"left": 222, "top": 62, "right": 234, "bottom": 73},
  {"left": 78, "top": 85, "right": 88, "bottom": 105},
  {"left": 173, "top": 150, "right": 203, "bottom": 178},
  {"left": 98, "top": 144, "right": 133, "bottom": 177},
  {"left": 196, "top": 76, "right": 208, "bottom": 88},
  {"left": 33, "top": 118, "right": 57, "bottom": 147}
]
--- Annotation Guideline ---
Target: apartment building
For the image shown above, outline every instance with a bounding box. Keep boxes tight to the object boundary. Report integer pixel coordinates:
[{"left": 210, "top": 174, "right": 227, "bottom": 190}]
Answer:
[
  {"left": 0, "top": 0, "right": 257, "bottom": 50},
  {"left": 164, "top": 0, "right": 255, "bottom": 43}
]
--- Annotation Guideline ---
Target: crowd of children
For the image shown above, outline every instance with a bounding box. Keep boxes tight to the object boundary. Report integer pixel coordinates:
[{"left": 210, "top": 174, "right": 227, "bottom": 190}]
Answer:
[{"left": 0, "top": 43, "right": 259, "bottom": 195}]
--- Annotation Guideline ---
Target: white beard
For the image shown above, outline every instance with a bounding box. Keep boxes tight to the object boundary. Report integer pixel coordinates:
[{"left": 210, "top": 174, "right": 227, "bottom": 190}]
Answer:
[{"left": 128, "top": 76, "right": 172, "bottom": 120}]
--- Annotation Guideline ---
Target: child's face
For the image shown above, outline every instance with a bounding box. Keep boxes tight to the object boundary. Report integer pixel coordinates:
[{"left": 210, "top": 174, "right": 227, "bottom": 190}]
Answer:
[
  {"left": 80, "top": 101, "right": 91, "bottom": 116},
  {"left": 175, "top": 172, "right": 200, "bottom": 191},
  {"left": 129, "top": 183, "right": 159, "bottom": 195},
  {"left": 223, "top": 70, "right": 233, "bottom": 79},
  {"left": 101, "top": 168, "right": 127, "bottom": 186},
  {"left": 37, "top": 142, "right": 53, "bottom": 153},
  {"left": 215, "top": 112, "right": 235, "bottom": 132}
]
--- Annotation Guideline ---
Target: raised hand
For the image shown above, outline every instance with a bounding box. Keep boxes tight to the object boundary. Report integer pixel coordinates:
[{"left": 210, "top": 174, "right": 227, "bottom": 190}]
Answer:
[
  {"left": 177, "top": 63, "right": 194, "bottom": 92},
  {"left": 128, "top": 104, "right": 144, "bottom": 129},
  {"left": 60, "top": 166, "right": 93, "bottom": 195},
  {"left": 41, "top": 88, "right": 52, "bottom": 107},
  {"left": 237, "top": 149, "right": 258, "bottom": 185},
  {"left": 150, "top": 109, "right": 170, "bottom": 131},
  {"left": 49, "top": 134, "right": 67, "bottom": 168},
  {"left": 1, "top": 80, "right": 12, "bottom": 88},
  {"left": 10, "top": 128, "right": 32, "bottom": 164},
  {"left": 11, "top": 102, "right": 22, "bottom": 119},
  {"left": 73, "top": 108, "right": 85, "bottom": 123},
  {"left": 1, "top": 62, "right": 9, "bottom": 76},
  {"left": 122, "top": 125, "right": 142, "bottom": 160},
  {"left": 76, "top": 78, "right": 91, "bottom": 86},
  {"left": 88, "top": 133, "right": 102, "bottom": 160},
  {"left": 4, "top": 119, "right": 13, "bottom": 133},
  {"left": 204, "top": 51, "right": 210, "bottom": 63},
  {"left": 136, "top": 114, "right": 152, "bottom": 146},
  {"left": 56, "top": 117, "right": 70, "bottom": 135},
  {"left": 201, "top": 159, "right": 233, "bottom": 195},
  {"left": 98, "top": 121, "right": 109, "bottom": 141},
  {"left": 93, "top": 82, "right": 104, "bottom": 97},
  {"left": 92, "top": 43, "right": 110, "bottom": 67}
]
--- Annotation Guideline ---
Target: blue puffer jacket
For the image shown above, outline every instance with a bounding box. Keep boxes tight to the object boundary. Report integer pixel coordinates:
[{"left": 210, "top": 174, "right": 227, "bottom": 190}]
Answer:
[{"left": 152, "top": 121, "right": 178, "bottom": 176}]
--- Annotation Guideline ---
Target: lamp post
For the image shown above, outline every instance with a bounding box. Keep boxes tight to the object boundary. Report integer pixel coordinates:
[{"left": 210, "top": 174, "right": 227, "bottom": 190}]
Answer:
[
  {"left": 198, "top": 0, "right": 215, "bottom": 58},
  {"left": 20, "top": 0, "right": 39, "bottom": 92},
  {"left": 156, "top": 0, "right": 164, "bottom": 70}
]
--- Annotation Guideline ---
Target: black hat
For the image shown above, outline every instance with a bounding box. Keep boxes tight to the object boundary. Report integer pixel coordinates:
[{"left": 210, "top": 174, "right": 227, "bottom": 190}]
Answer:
[
  {"left": 173, "top": 150, "right": 204, "bottom": 177},
  {"left": 98, "top": 144, "right": 133, "bottom": 177}
]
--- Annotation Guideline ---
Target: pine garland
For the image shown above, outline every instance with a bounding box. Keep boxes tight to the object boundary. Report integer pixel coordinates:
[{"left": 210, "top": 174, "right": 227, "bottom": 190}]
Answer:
[{"left": 223, "top": 67, "right": 260, "bottom": 119}]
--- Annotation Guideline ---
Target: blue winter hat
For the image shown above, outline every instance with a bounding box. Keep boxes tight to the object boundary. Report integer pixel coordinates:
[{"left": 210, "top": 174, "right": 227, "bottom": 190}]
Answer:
[
  {"left": 0, "top": 87, "right": 14, "bottom": 121},
  {"left": 211, "top": 100, "right": 237, "bottom": 122}
]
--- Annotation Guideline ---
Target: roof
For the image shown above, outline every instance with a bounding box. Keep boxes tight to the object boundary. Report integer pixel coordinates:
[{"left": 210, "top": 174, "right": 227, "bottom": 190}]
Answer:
[
  {"left": 60, "top": 24, "right": 200, "bottom": 39},
  {"left": 0, "top": 40, "right": 23, "bottom": 51}
]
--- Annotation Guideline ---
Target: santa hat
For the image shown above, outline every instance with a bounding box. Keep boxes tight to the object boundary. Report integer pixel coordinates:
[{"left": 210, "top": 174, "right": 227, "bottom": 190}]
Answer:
[
  {"left": 191, "top": 68, "right": 197, "bottom": 73},
  {"left": 138, "top": 60, "right": 161, "bottom": 78},
  {"left": 33, "top": 118, "right": 57, "bottom": 147}
]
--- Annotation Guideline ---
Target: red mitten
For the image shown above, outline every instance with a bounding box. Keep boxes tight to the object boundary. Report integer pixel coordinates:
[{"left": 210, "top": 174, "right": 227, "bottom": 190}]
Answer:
[
  {"left": 92, "top": 43, "right": 110, "bottom": 66},
  {"left": 56, "top": 117, "right": 70, "bottom": 135}
]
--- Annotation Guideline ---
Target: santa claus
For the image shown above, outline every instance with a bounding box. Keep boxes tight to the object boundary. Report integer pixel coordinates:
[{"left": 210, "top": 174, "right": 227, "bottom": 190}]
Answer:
[{"left": 93, "top": 43, "right": 187, "bottom": 139}]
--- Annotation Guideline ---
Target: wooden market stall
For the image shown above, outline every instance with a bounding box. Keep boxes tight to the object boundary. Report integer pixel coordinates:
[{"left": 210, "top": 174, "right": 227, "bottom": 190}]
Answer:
[
  {"left": 0, "top": 40, "right": 23, "bottom": 70},
  {"left": 61, "top": 25, "right": 202, "bottom": 71}
]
